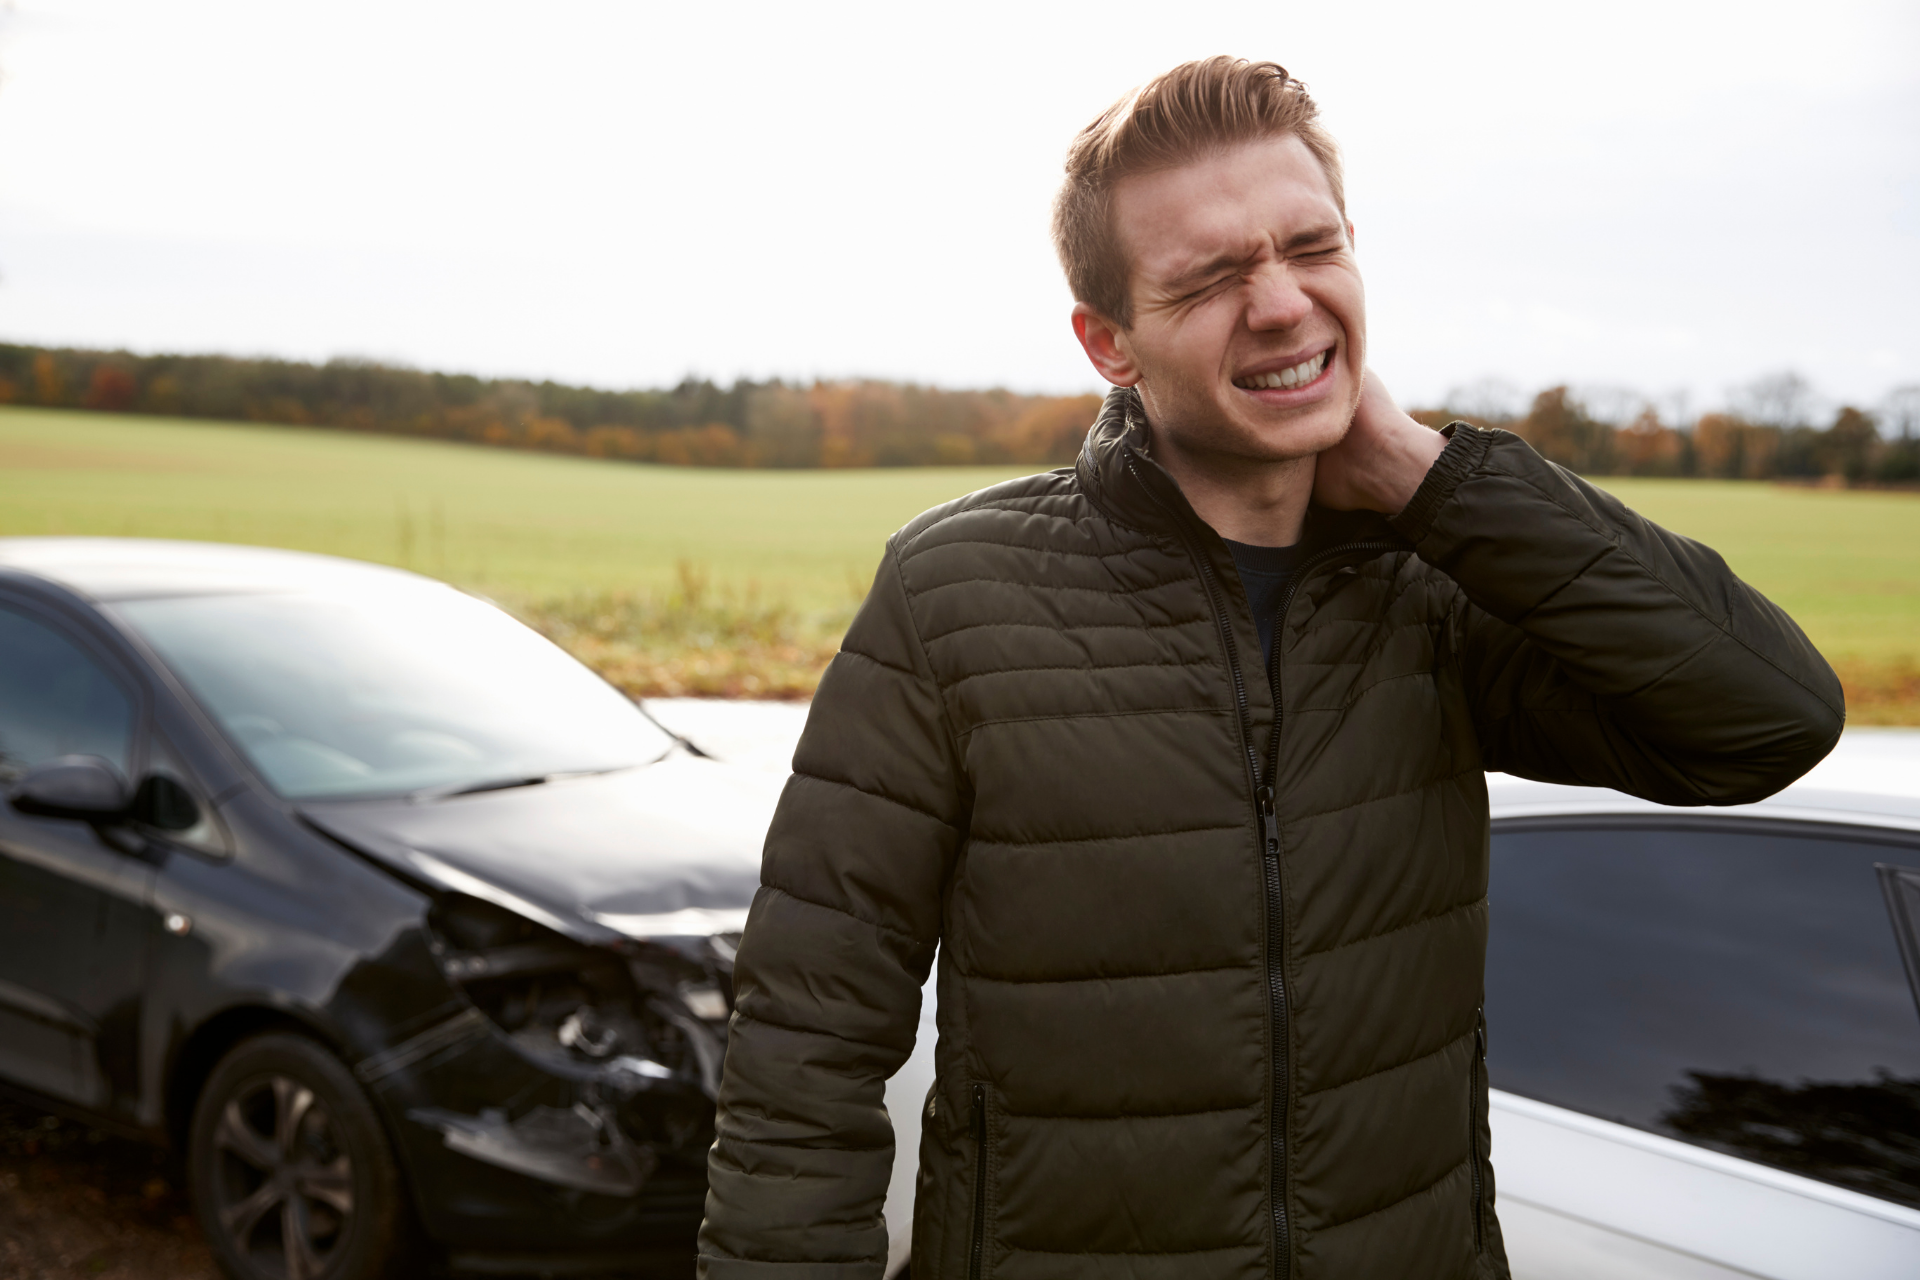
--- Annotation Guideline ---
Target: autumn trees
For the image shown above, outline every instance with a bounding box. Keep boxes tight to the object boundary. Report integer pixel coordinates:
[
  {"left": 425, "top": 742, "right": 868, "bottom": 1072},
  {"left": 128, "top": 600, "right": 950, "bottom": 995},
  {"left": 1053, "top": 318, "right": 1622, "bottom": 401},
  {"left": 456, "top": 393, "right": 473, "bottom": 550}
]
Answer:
[
  {"left": 1438, "top": 380, "right": 1920, "bottom": 485},
  {"left": 0, "top": 344, "right": 1103, "bottom": 469},
  {"left": 2, "top": 343, "right": 1915, "bottom": 483}
]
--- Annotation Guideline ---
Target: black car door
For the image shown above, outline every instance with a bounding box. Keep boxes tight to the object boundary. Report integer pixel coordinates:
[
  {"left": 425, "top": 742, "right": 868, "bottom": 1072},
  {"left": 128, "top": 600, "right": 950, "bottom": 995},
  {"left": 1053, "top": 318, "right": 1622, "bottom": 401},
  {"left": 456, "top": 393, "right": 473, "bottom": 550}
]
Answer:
[{"left": 0, "top": 596, "right": 154, "bottom": 1117}]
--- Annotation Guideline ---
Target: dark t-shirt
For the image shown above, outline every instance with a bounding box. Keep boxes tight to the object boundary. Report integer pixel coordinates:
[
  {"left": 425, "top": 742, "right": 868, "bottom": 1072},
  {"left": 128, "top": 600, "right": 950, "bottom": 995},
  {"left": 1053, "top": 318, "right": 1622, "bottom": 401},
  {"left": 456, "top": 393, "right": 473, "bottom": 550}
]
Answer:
[{"left": 1225, "top": 538, "right": 1305, "bottom": 670}]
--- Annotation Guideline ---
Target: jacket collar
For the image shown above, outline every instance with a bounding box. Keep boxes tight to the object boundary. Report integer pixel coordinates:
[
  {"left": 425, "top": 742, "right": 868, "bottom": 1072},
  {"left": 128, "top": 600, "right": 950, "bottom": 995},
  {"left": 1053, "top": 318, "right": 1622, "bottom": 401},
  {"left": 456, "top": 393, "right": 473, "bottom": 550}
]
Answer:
[
  {"left": 1074, "top": 386, "right": 1164, "bottom": 532},
  {"left": 1074, "top": 385, "right": 1405, "bottom": 555}
]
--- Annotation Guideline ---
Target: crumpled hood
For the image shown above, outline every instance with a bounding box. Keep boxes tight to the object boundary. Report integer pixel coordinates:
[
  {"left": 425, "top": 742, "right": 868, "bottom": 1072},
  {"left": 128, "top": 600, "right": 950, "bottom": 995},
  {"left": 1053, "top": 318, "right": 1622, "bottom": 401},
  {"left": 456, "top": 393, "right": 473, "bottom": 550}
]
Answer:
[{"left": 299, "top": 752, "right": 783, "bottom": 944}]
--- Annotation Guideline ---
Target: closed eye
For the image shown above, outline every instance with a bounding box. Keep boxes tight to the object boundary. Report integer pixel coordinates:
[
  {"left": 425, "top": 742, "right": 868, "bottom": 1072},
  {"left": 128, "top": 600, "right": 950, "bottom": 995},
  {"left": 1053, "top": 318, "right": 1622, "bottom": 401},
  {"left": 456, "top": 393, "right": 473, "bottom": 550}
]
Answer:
[{"left": 1180, "top": 277, "right": 1233, "bottom": 301}]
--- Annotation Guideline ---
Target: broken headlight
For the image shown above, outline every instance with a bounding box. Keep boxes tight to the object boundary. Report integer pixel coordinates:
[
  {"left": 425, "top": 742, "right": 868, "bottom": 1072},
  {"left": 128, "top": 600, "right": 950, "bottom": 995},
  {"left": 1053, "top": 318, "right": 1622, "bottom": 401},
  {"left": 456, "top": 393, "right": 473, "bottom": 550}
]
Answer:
[{"left": 425, "top": 894, "right": 735, "bottom": 1164}]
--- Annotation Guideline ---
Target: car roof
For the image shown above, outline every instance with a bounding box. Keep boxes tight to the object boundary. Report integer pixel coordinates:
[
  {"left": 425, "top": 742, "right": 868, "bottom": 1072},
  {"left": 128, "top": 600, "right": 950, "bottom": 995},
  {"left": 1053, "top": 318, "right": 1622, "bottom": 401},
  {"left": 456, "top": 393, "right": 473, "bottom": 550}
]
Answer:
[
  {"left": 1489, "top": 728, "right": 1920, "bottom": 836},
  {"left": 0, "top": 537, "right": 437, "bottom": 601}
]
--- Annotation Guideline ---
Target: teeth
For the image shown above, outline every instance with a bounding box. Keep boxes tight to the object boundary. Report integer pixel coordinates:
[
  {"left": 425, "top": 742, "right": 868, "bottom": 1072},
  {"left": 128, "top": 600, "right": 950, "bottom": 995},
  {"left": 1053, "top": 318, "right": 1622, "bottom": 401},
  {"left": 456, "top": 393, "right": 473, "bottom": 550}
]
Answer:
[{"left": 1238, "top": 351, "right": 1327, "bottom": 391}]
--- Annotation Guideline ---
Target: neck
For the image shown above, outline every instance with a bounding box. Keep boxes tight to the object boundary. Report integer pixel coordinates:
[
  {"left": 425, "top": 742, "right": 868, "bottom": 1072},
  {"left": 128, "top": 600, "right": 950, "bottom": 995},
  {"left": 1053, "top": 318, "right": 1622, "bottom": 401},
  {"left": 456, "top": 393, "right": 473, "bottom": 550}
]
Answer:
[{"left": 1147, "top": 424, "right": 1315, "bottom": 547}]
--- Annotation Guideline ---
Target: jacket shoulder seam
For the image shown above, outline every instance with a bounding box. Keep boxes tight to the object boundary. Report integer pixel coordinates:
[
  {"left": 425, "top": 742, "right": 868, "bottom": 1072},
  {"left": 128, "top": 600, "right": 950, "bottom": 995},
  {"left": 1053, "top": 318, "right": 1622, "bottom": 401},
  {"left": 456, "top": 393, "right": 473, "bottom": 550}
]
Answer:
[{"left": 893, "top": 486, "right": 1095, "bottom": 560}]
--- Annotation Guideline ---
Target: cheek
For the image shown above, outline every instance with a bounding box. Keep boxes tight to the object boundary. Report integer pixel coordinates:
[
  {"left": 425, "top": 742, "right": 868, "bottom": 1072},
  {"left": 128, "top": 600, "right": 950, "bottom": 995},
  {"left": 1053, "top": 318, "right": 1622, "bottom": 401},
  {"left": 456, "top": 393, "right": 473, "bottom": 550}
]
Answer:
[
  {"left": 1329, "top": 278, "right": 1367, "bottom": 344},
  {"left": 1138, "top": 323, "right": 1222, "bottom": 389}
]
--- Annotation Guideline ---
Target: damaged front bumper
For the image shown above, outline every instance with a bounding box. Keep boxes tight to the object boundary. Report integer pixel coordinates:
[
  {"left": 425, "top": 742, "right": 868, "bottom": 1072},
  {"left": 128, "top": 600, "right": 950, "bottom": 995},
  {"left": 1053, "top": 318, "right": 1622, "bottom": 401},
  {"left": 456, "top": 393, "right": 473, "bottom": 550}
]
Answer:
[
  {"left": 412, "top": 1101, "right": 655, "bottom": 1198},
  {"left": 352, "top": 894, "right": 743, "bottom": 1257}
]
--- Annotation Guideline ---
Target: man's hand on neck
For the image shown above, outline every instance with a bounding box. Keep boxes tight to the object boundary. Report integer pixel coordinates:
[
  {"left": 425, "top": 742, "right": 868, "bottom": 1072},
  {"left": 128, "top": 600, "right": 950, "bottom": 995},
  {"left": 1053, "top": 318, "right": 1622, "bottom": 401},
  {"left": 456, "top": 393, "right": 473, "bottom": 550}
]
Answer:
[
  {"left": 1311, "top": 370, "right": 1446, "bottom": 515},
  {"left": 1146, "top": 370, "right": 1445, "bottom": 546}
]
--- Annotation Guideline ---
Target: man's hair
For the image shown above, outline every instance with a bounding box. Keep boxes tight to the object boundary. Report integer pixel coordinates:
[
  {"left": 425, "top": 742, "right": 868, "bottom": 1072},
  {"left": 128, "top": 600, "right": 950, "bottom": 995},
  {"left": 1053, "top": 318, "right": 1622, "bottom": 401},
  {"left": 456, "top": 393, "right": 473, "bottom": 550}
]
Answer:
[{"left": 1051, "top": 56, "right": 1344, "bottom": 329}]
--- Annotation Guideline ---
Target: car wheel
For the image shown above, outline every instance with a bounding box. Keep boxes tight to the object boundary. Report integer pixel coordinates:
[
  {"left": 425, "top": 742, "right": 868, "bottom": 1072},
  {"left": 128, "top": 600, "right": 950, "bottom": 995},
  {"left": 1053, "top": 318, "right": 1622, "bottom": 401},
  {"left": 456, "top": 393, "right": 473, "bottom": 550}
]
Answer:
[{"left": 188, "top": 1032, "right": 417, "bottom": 1280}]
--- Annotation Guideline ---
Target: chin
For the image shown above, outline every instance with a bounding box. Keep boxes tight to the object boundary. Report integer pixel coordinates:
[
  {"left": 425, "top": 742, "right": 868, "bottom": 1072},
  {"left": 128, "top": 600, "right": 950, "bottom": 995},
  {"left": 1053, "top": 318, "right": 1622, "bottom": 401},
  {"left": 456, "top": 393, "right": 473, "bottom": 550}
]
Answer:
[{"left": 1238, "top": 406, "right": 1349, "bottom": 463}]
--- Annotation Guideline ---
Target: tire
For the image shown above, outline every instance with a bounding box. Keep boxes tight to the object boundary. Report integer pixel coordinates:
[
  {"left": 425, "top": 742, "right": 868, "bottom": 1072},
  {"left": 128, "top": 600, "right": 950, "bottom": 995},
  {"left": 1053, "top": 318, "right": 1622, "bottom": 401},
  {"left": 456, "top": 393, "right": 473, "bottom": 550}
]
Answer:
[{"left": 188, "top": 1031, "right": 419, "bottom": 1280}]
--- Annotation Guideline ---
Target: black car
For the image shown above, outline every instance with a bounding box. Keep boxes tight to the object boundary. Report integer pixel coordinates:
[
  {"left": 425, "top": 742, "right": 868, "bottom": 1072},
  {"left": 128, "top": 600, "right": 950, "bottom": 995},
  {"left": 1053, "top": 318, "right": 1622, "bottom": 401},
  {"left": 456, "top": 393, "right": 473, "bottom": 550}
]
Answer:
[{"left": 0, "top": 538, "right": 781, "bottom": 1279}]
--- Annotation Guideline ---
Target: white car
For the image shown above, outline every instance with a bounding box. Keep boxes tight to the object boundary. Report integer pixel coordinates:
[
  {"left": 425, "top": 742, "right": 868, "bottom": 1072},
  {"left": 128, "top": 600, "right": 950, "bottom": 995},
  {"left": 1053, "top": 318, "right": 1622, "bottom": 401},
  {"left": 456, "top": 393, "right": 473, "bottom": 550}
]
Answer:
[
  {"left": 653, "top": 704, "right": 1920, "bottom": 1279},
  {"left": 1480, "top": 728, "right": 1920, "bottom": 1279}
]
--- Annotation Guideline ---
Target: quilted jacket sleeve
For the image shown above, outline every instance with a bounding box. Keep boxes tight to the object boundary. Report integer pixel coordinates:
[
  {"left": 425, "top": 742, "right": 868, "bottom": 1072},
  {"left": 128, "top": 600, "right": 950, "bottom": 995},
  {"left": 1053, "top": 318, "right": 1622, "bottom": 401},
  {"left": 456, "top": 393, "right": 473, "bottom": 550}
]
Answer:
[
  {"left": 699, "top": 538, "right": 964, "bottom": 1278},
  {"left": 1391, "top": 425, "right": 1845, "bottom": 804}
]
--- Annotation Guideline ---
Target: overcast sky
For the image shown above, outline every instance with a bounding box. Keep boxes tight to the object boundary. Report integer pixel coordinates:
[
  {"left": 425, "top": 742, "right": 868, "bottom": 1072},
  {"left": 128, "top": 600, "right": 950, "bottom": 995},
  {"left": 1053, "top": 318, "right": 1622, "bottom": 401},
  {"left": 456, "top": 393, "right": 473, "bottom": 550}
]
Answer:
[{"left": 1, "top": 0, "right": 1915, "bottom": 415}]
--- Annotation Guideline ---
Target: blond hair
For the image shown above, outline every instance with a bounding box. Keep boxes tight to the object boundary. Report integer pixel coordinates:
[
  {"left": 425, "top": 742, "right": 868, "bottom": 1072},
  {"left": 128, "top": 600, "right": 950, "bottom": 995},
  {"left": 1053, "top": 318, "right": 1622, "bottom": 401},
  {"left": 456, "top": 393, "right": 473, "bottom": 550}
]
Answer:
[{"left": 1051, "top": 57, "right": 1344, "bottom": 328}]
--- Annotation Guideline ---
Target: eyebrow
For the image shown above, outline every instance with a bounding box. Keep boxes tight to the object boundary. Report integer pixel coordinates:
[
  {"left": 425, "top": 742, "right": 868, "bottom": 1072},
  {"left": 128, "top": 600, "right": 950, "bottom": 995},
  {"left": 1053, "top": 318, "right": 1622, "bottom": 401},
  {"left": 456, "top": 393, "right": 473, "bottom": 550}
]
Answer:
[{"left": 1162, "top": 223, "right": 1347, "bottom": 292}]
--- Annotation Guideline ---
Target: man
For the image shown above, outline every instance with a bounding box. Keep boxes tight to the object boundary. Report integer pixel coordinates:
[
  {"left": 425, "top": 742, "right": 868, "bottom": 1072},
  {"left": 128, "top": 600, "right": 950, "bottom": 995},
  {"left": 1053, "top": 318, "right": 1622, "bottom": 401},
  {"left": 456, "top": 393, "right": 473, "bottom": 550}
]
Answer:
[{"left": 699, "top": 57, "right": 1842, "bottom": 1280}]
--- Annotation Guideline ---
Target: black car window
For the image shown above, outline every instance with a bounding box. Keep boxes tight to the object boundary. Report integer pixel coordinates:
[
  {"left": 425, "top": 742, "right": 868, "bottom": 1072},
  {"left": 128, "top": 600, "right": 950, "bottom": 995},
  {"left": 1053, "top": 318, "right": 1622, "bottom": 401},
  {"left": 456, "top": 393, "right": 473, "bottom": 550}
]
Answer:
[
  {"left": 114, "top": 589, "right": 673, "bottom": 801},
  {"left": 1487, "top": 823, "right": 1920, "bottom": 1209},
  {"left": 0, "top": 603, "right": 135, "bottom": 781}
]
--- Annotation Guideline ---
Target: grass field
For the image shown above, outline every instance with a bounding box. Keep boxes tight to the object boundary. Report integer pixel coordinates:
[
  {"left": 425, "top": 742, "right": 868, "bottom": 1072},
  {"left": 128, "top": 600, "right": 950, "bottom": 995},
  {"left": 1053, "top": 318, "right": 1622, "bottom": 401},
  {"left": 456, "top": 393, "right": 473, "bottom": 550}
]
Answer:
[{"left": 5, "top": 405, "right": 1918, "bottom": 717}]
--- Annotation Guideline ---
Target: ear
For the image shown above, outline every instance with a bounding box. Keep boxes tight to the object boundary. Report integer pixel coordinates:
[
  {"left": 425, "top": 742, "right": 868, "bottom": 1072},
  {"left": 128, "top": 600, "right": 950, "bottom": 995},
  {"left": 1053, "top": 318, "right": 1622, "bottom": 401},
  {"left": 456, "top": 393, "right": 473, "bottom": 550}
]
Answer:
[{"left": 1072, "top": 303, "right": 1141, "bottom": 387}]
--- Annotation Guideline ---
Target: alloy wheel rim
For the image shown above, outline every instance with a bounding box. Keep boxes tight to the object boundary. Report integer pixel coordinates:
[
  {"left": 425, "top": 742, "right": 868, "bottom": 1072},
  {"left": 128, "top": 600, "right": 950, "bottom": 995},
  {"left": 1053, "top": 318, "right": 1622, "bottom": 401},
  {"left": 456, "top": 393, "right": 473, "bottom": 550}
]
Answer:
[{"left": 210, "top": 1074, "right": 355, "bottom": 1280}]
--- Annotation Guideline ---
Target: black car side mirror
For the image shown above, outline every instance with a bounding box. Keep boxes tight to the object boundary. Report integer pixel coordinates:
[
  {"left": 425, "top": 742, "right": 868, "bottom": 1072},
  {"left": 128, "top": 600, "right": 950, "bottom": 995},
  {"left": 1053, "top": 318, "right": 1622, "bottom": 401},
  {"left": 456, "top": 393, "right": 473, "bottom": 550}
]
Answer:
[
  {"left": 133, "top": 773, "right": 203, "bottom": 833},
  {"left": 7, "top": 755, "right": 131, "bottom": 822}
]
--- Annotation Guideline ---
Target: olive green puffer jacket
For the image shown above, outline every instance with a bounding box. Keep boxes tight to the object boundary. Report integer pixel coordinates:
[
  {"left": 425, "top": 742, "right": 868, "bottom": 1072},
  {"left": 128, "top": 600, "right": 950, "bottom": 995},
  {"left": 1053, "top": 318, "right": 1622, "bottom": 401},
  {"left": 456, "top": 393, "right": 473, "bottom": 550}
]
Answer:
[{"left": 700, "top": 388, "right": 1843, "bottom": 1280}]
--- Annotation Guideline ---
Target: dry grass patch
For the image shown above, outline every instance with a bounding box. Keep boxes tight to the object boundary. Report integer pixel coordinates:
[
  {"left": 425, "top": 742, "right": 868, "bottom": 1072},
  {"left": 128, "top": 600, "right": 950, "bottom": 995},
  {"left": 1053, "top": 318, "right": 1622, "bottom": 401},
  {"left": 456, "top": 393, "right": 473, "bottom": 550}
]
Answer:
[
  {"left": 1834, "top": 659, "right": 1920, "bottom": 727},
  {"left": 516, "top": 563, "right": 847, "bottom": 700}
]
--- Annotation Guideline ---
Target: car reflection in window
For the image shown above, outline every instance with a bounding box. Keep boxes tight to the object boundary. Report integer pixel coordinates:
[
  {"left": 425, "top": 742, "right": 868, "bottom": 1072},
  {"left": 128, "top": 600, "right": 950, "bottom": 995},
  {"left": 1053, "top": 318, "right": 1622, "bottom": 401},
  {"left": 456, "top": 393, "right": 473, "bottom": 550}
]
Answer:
[{"left": 1486, "top": 825, "right": 1920, "bottom": 1209}]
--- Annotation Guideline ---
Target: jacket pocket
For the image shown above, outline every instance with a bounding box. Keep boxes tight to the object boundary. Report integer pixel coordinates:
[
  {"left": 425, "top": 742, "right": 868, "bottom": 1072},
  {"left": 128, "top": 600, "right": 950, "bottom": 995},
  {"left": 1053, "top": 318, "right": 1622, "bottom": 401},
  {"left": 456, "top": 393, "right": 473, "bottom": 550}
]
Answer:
[
  {"left": 970, "top": 1083, "right": 990, "bottom": 1280},
  {"left": 1468, "top": 1011, "right": 1488, "bottom": 1253}
]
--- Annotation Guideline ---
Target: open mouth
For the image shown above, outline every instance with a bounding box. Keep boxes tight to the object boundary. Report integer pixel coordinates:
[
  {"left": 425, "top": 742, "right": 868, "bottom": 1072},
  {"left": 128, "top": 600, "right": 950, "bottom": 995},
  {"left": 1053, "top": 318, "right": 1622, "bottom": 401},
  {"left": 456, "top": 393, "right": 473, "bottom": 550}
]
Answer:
[{"left": 1233, "top": 348, "right": 1331, "bottom": 392}]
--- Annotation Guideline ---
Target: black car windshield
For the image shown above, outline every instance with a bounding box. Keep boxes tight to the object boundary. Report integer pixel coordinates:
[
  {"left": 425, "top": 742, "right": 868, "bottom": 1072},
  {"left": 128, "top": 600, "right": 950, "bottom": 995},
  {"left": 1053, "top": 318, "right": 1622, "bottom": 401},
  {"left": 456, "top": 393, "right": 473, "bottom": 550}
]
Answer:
[{"left": 114, "top": 587, "right": 675, "bottom": 800}]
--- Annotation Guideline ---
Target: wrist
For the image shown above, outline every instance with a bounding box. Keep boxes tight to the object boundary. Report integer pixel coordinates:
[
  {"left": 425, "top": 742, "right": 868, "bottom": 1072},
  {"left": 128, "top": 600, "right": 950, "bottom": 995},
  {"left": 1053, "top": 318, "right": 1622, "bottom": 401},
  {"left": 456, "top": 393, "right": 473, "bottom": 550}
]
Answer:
[{"left": 1372, "top": 416, "right": 1447, "bottom": 514}]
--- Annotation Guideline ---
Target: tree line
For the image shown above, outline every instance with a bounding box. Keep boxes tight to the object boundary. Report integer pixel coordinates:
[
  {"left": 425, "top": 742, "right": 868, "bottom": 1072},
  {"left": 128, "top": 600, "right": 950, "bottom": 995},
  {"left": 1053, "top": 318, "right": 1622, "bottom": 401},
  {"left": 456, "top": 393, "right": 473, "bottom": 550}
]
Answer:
[
  {"left": 1423, "top": 374, "right": 1920, "bottom": 484},
  {"left": 0, "top": 343, "right": 1101, "bottom": 468},
  {"left": 3, "top": 342, "right": 1915, "bottom": 481}
]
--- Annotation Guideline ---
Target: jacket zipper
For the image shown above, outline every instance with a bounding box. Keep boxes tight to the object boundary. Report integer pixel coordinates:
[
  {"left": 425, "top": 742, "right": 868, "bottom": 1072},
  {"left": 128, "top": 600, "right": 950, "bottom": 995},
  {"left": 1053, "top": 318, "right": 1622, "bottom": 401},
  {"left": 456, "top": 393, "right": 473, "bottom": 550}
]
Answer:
[
  {"left": 1253, "top": 538, "right": 1395, "bottom": 1279},
  {"left": 1469, "top": 1015, "right": 1486, "bottom": 1252},
  {"left": 970, "top": 1083, "right": 988, "bottom": 1280},
  {"left": 1127, "top": 455, "right": 1397, "bottom": 1280}
]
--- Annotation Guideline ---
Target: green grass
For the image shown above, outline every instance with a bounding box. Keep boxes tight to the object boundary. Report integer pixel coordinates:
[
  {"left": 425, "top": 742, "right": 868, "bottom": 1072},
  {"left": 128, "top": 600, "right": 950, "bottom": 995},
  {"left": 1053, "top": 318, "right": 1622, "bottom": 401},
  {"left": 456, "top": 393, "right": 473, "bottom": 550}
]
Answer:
[
  {"left": 5, "top": 406, "right": 1918, "bottom": 712},
  {"left": 0, "top": 405, "right": 1030, "bottom": 615}
]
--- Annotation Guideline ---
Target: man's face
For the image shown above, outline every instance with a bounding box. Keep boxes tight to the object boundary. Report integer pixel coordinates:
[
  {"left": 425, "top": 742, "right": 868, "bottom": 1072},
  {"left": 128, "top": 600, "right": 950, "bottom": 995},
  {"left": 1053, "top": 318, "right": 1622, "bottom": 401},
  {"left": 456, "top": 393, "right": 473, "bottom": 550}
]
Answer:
[{"left": 1087, "top": 134, "right": 1365, "bottom": 464}]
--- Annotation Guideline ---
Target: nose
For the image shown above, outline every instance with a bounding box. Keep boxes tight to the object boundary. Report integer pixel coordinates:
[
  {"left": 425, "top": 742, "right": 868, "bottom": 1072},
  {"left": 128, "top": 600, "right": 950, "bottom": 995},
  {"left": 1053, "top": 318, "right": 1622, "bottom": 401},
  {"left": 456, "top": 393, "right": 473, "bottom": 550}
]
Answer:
[{"left": 1244, "top": 260, "right": 1313, "bottom": 332}]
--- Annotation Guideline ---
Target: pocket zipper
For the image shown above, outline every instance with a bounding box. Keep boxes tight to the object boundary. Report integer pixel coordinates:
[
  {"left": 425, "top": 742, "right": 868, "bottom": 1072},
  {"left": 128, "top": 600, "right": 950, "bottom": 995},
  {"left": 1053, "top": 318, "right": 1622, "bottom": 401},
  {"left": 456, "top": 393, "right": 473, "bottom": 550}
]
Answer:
[
  {"left": 970, "top": 1083, "right": 988, "bottom": 1280},
  {"left": 1469, "top": 1017, "right": 1486, "bottom": 1253}
]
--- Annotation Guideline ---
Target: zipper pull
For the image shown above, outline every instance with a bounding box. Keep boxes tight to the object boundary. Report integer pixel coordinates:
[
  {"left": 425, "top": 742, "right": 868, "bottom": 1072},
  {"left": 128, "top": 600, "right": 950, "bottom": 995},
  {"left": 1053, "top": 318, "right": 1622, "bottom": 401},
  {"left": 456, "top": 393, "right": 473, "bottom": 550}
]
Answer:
[{"left": 1258, "top": 785, "right": 1279, "bottom": 858}]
